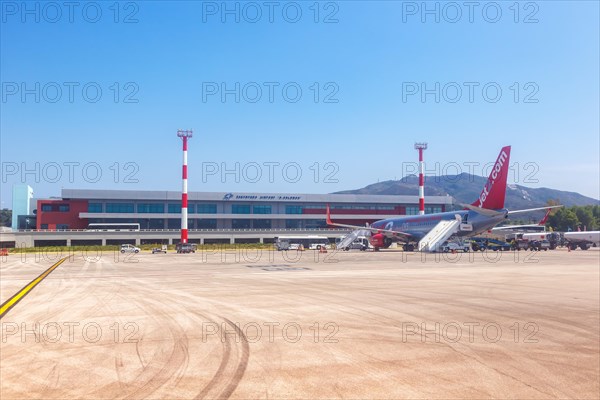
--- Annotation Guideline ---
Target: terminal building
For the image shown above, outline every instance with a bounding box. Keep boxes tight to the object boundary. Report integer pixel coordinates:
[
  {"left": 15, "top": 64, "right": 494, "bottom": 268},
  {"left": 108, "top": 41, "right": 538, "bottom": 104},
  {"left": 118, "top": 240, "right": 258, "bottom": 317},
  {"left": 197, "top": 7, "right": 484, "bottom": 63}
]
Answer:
[
  {"left": 3, "top": 188, "right": 454, "bottom": 247},
  {"left": 35, "top": 189, "right": 453, "bottom": 230}
]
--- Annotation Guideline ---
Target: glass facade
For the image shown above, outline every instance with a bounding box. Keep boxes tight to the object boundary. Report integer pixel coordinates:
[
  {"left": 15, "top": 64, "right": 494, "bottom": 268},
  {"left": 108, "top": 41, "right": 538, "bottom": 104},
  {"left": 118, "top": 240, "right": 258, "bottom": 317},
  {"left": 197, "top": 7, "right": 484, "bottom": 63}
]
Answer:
[
  {"left": 425, "top": 206, "right": 443, "bottom": 214},
  {"left": 88, "top": 203, "right": 103, "bottom": 212},
  {"left": 305, "top": 219, "right": 327, "bottom": 229},
  {"left": 232, "top": 219, "right": 251, "bottom": 229},
  {"left": 58, "top": 204, "right": 70, "bottom": 212},
  {"left": 285, "top": 219, "right": 302, "bottom": 228},
  {"left": 168, "top": 204, "right": 181, "bottom": 213},
  {"left": 106, "top": 203, "right": 134, "bottom": 213},
  {"left": 137, "top": 203, "right": 164, "bottom": 213},
  {"left": 253, "top": 219, "right": 271, "bottom": 229},
  {"left": 253, "top": 205, "right": 271, "bottom": 214},
  {"left": 41, "top": 204, "right": 52, "bottom": 211},
  {"left": 285, "top": 205, "right": 303, "bottom": 214},
  {"left": 197, "top": 219, "right": 217, "bottom": 229},
  {"left": 232, "top": 205, "right": 251, "bottom": 214},
  {"left": 196, "top": 204, "right": 216, "bottom": 213},
  {"left": 406, "top": 207, "right": 419, "bottom": 215}
]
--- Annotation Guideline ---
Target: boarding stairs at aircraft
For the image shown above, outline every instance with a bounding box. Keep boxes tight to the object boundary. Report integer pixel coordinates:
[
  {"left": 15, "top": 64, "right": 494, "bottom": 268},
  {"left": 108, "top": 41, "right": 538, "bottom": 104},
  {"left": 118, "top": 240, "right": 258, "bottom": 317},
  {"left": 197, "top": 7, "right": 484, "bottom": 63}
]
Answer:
[
  {"left": 336, "top": 229, "right": 370, "bottom": 250},
  {"left": 418, "top": 216, "right": 462, "bottom": 252}
]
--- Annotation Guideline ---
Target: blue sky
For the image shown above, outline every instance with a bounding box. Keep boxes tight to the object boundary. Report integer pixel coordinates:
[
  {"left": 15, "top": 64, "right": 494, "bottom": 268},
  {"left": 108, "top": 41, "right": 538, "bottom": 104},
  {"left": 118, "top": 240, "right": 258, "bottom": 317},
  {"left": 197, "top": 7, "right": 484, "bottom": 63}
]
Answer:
[{"left": 1, "top": 1, "right": 599, "bottom": 209}]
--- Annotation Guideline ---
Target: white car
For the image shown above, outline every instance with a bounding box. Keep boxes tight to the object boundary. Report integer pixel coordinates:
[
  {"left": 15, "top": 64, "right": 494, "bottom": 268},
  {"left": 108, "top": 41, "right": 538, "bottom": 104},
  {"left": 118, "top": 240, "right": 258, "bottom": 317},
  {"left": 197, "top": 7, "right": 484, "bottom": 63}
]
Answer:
[
  {"left": 440, "top": 242, "right": 470, "bottom": 253},
  {"left": 120, "top": 244, "right": 140, "bottom": 253}
]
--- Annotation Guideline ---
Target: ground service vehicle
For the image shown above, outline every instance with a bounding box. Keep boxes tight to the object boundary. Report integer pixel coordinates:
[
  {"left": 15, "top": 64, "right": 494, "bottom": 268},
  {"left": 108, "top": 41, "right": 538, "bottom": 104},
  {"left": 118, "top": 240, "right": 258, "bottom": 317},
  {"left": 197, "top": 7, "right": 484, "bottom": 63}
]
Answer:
[
  {"left": 485, "top": 238, "right": 512, "bottom": 251},
  {"left": 275, "top": 236, "right": 330, "bottom": 251},
  {"left": 176, "top": 243, "right": 197, "bottom": 253},
  {"left": 522, "top": 232, "right": 561, "bottom": 249},
  {"left": 341, "top": 236, "right": 371, "bottom": 251},
  {"left": 152, "top": 245, "right": 168, "bottom": 254},
  {"left": 440, "top": 242, "right": 470, "bottom": 253},
  {"left": 120, "top": 244, "right": 140, "bottom": 253},
  {"left": 528, "top": 240, "right": 551, "bottom": 251},
  {"left": 563, "top": 231, "right": 600, "bottom": 250}
]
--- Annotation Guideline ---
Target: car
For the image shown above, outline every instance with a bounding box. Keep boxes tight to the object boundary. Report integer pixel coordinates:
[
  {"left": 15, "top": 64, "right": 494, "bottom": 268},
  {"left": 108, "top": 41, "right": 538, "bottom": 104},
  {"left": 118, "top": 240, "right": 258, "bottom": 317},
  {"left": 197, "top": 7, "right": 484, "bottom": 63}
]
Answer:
[
  {"left": 176, "top": 243, "right": 197, "bottom": 253},
  {"left": 152, "top": 245, "right": 168, "bottom": 254},
  {"left": 120, "top": 244, "right": 140, "bottom": 253},
  {"left": 440, "top": 242, "right": 470, "bottom": 253}
]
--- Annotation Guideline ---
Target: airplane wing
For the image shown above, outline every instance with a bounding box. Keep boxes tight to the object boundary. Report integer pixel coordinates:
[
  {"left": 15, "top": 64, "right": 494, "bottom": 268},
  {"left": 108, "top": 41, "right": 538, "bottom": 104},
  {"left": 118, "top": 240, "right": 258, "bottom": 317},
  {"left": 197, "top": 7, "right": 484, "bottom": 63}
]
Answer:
[
  {"left": 506, "top": 205, "right": 563, "bottom": 215},
  {"left": 492, "top": 208, "right": 554, "bottom": 231},
  {"left": 326, "top": 205, "right": 413, "bottom": 241},
  {"left": 492, "top": 223, "right": 544, "bottom": 231}
]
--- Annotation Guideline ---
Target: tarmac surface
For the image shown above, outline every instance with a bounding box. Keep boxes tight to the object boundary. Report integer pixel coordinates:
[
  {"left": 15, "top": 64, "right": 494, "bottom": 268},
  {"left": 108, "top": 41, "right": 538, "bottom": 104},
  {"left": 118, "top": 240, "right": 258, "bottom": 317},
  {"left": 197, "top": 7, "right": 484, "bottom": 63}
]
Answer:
[{"left": 1, "top": 247, "right": 599, "bottom": 399}]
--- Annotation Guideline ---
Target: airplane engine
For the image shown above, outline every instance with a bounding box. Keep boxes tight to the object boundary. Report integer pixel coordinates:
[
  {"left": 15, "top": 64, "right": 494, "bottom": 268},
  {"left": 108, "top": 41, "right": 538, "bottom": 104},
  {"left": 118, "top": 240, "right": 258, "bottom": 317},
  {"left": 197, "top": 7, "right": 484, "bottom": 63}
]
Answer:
[{"left": 370, "top": 233, "right": 392, "bottom": 249}]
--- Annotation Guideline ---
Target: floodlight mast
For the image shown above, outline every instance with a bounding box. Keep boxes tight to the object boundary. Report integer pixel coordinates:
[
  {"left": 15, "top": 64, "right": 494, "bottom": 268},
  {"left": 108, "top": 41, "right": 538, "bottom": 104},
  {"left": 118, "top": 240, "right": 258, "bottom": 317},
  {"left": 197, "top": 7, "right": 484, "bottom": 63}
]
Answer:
[
  {"left": 178, "top": 130, "right": 193, "bottom": 244},
  {"left": 414, "top": 143, "right": 428, "bottom": 215}
]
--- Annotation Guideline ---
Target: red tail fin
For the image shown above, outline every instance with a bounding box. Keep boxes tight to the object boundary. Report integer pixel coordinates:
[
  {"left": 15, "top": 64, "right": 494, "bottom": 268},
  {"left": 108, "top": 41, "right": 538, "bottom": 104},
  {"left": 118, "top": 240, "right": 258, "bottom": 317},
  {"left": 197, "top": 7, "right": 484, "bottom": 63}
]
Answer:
[
  {"left": 471, "top": 146, "right": 511, "bottom": 210},
  {"left": 538, "top": 209, "right": 551, "bottom": 225},
  {"left": 326, "top": 204, "right": 333, "bottom": 225}
]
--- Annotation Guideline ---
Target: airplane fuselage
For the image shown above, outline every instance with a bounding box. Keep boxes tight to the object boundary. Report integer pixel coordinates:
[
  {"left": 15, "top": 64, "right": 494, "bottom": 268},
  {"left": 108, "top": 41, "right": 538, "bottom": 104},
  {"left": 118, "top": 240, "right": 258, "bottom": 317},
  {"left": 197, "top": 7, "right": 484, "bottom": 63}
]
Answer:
[{"left": 370, "top": 209, "right": 509, "bottom": 245}]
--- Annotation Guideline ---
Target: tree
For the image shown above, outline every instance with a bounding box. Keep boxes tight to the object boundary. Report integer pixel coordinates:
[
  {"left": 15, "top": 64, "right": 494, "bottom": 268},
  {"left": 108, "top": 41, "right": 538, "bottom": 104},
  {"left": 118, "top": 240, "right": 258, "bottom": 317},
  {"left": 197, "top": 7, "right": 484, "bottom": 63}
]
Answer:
[
  {"left": 574, "top": 207, "right": 597, "bottom": 230},
  {"left": 0, "top": 209, "right": 11, "bottom": 227},
  {"left": 547, "top": 207, "right": 580, "bottom": 231}
]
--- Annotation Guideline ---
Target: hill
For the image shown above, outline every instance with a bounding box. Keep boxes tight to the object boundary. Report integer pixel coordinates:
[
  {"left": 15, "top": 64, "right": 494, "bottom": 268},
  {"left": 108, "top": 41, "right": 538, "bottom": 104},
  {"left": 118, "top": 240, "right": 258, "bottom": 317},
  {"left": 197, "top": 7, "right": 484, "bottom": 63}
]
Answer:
[{"left": 335, "top": 173, "right": 598, "bottom": 209}]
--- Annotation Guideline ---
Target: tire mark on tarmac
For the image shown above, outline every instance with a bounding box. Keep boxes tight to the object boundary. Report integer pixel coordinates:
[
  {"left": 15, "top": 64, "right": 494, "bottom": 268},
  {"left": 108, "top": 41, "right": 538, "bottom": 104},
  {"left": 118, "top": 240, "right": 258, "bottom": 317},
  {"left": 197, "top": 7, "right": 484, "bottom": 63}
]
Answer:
[
  {"left": 194, "top": 317, "right": 250, "bottom": 400},
  {"left": 194, "top": 316, "right": 250, "bottom": 400},
  {"left": 121, "top": 276, "right": 251, "bottom": 399},
  {"left": 116, "top": 294, "right": 190, "bottom": 400}
]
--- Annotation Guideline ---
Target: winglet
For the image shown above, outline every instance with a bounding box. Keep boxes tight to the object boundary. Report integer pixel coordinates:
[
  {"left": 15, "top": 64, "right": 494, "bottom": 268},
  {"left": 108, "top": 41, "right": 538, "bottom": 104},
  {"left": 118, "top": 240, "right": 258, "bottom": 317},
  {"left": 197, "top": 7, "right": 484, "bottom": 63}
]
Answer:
[{"left": 326, "top": 204, "right": 333, "bottom": 225}]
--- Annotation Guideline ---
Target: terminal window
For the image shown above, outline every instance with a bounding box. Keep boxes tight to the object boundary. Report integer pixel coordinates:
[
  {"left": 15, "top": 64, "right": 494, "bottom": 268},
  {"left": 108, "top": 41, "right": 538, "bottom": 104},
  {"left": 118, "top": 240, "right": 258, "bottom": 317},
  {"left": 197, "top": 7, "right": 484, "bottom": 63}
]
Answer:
[
  {"left": 406, "top": 207, "right": 419, "bottom": 215},
  {"left": 285, "top": 205, "right": 303, "bottom": 214},
  {"left": 253, "top": 219, "right": 272, "bottom": 229},
  {"left": 232, "top": 219, "right": 251, "bottom": 229},
  {"left": 41, "top": 204, "right": 53, "bottom": 212},
  {"left": 88, "top": 203, "right": 103, "bottom": 213},
  {"left": 196, "top": 204, "right": 216, "bottom": 213},
  {"left": 137, "top": 204, "right": 165, "bottom": 213},
  {"left": 168, "top": 203, "right": 181, "bottom": 213},
  {"left": 232, "top": 205, "right": 251, "bottom": 214},
  {"left": 197, "top": 219, "right": 217, "bottom": 229},
  {"left": 106, "top": 203, "right": 134, "bottom": 213},
  {"left": 58, "top": 204, "right": 70, "bottom": 212},
  {"left": 253, "top": 205, "right": 272, "bottom": 214}
]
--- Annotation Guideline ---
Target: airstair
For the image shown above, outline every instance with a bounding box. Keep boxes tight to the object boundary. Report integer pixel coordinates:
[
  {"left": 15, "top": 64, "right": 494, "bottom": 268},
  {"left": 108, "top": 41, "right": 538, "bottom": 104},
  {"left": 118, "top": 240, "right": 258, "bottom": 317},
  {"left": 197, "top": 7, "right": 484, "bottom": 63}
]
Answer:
[{"left": 418, "top": 215, "right": 461, "bottom": 252}]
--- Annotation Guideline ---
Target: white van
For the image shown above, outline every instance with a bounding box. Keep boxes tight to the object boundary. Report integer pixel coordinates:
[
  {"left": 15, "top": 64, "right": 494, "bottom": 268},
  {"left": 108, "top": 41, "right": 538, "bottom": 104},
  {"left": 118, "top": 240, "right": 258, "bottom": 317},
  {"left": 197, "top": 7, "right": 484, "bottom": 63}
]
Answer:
[{"left": 120, "top": 244, "right": 140, "bottom": 253}]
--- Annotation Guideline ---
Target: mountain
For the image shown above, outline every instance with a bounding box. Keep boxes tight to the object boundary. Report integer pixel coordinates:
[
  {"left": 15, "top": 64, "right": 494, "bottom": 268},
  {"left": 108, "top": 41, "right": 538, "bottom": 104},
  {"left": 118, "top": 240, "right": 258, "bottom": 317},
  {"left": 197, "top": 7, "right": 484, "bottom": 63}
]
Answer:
[{"left": 335, "top": 173, "right": 599, "bottom": 209}]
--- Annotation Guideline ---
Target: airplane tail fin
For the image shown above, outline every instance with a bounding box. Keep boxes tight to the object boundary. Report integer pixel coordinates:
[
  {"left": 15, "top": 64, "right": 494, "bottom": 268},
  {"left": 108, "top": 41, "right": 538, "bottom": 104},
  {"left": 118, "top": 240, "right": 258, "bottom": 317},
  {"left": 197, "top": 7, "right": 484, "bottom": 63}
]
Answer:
[
  {"left": 471, "top": 146, "right": 511, "bottom": 210},
  {"left": 326, "top": 204, "right": 333, "bottom": 225},
  {"left": 539, "top": 209, "right": 551, "bottom": 225}
]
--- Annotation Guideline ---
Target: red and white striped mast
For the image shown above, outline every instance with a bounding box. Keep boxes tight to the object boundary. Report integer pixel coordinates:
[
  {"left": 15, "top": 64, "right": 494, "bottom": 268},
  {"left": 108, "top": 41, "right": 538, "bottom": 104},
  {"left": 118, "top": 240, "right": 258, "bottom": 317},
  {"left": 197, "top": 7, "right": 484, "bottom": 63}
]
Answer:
[
  {"left": 178, "top": 129, "right": 193, "bottom": 244},
  {"left": 414, "top": 142, "right": 428, "bottom": 215}
]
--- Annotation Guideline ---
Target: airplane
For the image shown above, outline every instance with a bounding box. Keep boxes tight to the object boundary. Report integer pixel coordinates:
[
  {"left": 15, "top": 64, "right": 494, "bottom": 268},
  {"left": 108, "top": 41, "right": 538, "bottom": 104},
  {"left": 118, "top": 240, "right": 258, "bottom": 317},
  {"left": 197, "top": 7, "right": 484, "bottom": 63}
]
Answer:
[{"left": 326, "top": 146, "right": 563, "bottom": 252}]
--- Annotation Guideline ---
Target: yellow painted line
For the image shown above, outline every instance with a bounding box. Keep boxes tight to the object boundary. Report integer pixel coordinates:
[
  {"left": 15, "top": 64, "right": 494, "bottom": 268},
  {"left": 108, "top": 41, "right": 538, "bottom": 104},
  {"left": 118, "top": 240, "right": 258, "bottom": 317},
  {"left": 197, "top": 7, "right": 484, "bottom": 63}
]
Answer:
[{"left": 0, "top": 257, "right": 67, "bottom": 319}]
